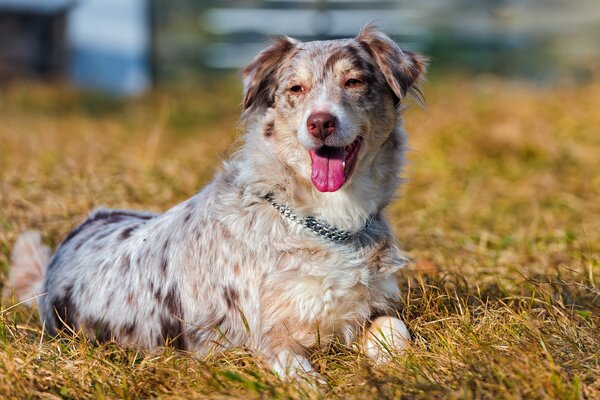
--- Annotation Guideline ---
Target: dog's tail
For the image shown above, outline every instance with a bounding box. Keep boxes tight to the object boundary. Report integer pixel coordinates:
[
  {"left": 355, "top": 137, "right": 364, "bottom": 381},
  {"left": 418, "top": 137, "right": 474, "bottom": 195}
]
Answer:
[{"left": 2, "top": 231, "right": 51, "bottom": 306}]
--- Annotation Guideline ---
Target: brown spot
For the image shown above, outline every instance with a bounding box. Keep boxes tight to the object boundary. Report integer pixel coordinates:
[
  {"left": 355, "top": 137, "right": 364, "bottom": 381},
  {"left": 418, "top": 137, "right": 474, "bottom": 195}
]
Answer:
[
  {"left": 163, "top": 286, "right": 182, "bottom": 316},
  {"left": 83, "top": 318, "right": 113, "bottom": 343},
  {"left": 161, "top": 256, "right": 168, "bottom": 275},
  {"left": 159, "top": 286, "right": 186, "bottom": 350},
  {"left": 160, "top": 240, "right": 169, "bottom": 275},
  {"left": 119, "top": 321, "right": 137, "bottom": 337},
  {"left": 153, "top": 288, "right": 162, "bottom": 302},
  {"left": 223, "top": 285, "right": 239, "bottom": 310},
  {"left": 120, "top": 225, "right": 137, "bottom": 240},
  {"left": 52, "top": 284, "right": 77, "bottom": 331},
  {"left": 232, "top": 263, "right": 241, "bottom": 275},
  {"left": 221, "top": 225, "right": 233, "bottom": 241},
  {"left": 264, "top": 121, "right": 275, "bottom": 137},
  {"left": 296, "top": 246, "right": 329, "bottom": 259},
  {"left": 121, "top": 255, "right": 131, "bottom": 272},
  {"left": 159, "top": 316, "right": 186, "bottom": 350},
  {"left": 126, "top": 292, "right": 136, "bottom": 306}
]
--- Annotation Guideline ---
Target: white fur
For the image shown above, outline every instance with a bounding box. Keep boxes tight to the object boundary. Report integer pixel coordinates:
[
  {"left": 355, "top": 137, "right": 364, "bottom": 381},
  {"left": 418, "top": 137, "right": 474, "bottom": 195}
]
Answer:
[
  {"left": 3, "top": 231, "right": 51, "bottom": 306},
  {"left": 363, "top": 316, "right": 411, "bottom": 363},
  {"left": 4, "top": 27, "right": 426, "bottom": 378}
]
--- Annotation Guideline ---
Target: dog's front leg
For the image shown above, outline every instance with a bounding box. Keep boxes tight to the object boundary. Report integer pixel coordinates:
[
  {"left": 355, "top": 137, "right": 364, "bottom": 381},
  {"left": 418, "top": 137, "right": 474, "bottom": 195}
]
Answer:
[
  {"left": 255, "top": 331, "right": 318, "bottom": 380},
  {"left": 362, "top": 316, "right": 411, "bottom": 363},
  {"left": 268, "top": 349, "right": 314, "bottom": 379}
]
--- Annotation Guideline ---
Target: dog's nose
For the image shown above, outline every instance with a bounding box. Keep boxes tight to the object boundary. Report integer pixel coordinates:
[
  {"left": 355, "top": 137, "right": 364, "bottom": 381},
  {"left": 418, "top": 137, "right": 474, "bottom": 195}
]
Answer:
[{"left": 307, "top": 112, "right": 337, "bottom": 140}]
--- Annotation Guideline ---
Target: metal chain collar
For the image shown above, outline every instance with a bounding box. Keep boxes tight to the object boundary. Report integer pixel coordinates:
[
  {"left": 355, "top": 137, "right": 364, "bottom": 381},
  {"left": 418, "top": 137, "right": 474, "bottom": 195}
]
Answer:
[{"left": 263, "top": 193, "right": 375, "bottom": 243}]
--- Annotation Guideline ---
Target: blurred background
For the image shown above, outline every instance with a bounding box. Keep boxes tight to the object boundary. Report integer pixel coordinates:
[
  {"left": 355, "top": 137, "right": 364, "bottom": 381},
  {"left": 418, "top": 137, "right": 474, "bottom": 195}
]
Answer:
[
  {"left": 1, "top": 0, "right": 599, "bottom": 95},
  {"left": 1, "top": 0, "right": 599, "bottom": 242},
  {"left": 2, "top": 3, "right": 600, "bottom": 396}
]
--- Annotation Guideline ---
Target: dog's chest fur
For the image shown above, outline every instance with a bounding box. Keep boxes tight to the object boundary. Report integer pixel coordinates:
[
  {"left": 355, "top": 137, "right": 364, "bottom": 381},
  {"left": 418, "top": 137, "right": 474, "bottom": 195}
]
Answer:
[{"left": 176, "top": 167, "right": 403, "bottom": 350}]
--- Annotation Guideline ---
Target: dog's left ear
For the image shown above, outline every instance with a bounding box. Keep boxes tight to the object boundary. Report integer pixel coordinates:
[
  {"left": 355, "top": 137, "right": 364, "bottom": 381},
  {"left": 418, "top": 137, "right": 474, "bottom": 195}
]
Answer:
[
  {"left": 241, "top": 36, "right": 298, "bottom": 112},
  {"left": 357, "top": 25, "right": 427, "bottom": 105}
]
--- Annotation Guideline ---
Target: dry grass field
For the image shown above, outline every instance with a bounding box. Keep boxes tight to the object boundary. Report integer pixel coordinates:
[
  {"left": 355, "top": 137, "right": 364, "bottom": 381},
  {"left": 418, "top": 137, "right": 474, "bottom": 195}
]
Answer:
[{"left": 0, "top": 76, "right": 599, "bottom": 399}]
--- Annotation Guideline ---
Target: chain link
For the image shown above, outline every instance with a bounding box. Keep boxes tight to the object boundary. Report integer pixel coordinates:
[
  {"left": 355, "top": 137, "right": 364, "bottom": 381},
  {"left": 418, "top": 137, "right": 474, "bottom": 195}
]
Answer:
[{"left": 263, "top": 193, "right": 374, "bottom": 243}]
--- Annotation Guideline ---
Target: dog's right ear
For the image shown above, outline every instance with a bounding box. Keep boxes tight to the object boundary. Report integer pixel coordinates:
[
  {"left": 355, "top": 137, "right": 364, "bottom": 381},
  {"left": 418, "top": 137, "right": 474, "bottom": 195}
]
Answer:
[
  {"left": 357, "top": 24, "right": 427, "bottom": 105},
  {"left": 241, "top": 37, "right": 298, "bottom": 112}
]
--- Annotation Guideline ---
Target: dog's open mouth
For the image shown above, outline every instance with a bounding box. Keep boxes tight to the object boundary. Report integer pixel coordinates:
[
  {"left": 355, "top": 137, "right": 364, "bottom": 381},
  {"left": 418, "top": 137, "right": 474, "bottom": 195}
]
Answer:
[{"left": 309, "top": 137, "right": 362, "bottom": 192}]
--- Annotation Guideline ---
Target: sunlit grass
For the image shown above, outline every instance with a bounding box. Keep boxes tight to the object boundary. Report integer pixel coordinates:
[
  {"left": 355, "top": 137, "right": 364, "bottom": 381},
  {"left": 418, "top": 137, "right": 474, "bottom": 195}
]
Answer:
[{"left": 1, "top": 76, "right": 598, "bottom": 398}]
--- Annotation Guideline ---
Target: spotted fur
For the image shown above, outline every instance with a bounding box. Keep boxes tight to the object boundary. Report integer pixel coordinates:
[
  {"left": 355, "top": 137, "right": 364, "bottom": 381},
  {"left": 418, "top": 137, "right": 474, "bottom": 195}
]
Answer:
[{"left": 4, "top": 25, "right": 426, "bottom": 377}]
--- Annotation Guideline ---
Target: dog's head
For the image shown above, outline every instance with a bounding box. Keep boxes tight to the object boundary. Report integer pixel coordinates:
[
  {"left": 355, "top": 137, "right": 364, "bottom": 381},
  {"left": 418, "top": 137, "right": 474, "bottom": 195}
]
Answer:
[{"left": 241, "top": 25, "right": 426, "bottom": 194}]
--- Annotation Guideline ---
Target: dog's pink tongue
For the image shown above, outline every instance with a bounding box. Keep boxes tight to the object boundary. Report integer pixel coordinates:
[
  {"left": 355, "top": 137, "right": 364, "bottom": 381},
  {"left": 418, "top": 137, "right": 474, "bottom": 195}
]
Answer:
[{"left": 310, "top": 147, "right": 346, "bottom": 192}]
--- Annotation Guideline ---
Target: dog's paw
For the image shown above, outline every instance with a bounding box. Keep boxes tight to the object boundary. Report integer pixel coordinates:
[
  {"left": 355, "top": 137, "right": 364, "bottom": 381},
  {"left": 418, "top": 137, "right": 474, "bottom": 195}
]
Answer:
[
  {"left": 362, "top": 316, "right": 411, "bottom": 363},
  {"left": 270, "top": 350, "right": 324, "bottom": 385},
  {"left": 271, "top": 350, "right": 313, "bottom": 377}
]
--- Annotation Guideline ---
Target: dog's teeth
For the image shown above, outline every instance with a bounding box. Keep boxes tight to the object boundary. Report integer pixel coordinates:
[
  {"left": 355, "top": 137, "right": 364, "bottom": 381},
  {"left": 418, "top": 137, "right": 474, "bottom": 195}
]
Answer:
[{"left": 342, "top": 161, "right": 346, "bottom": 168}]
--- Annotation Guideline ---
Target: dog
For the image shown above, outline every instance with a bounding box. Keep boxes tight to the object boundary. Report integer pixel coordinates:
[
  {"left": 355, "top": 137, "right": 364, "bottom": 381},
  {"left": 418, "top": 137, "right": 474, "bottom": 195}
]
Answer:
[{"left": 3, "top": 25, "right": 426, "bottom": 377}]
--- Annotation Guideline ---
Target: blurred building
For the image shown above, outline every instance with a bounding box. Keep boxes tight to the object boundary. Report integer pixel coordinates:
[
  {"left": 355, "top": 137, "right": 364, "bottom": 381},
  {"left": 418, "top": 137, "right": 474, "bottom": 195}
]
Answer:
[
  {"left": 69, "top": 0, "right": 154, "bottom": 95},
  {"left": 156, "top": 0, "right": 427, "bottom": 78},
  {"left": 158, "top": 0, "right": 600, "bottom": 82},
  {"left": 199, "top": 1, "right": 427, "bottom": 68},
  {"left": 0, "top": 0, "right": 71, "bottom": 82},
  {"left": 0, "top": 0, "right": 153, "bottom": 95},
  {"left": 1, "top": 0, "right": 599, "bottom": 93}
]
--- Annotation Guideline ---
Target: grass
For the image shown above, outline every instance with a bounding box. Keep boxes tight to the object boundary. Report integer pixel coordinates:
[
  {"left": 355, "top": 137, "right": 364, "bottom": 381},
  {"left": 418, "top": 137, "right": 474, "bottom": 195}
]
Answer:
[{"left": 0, "top": 75, "right": 599, "bottom": 399}]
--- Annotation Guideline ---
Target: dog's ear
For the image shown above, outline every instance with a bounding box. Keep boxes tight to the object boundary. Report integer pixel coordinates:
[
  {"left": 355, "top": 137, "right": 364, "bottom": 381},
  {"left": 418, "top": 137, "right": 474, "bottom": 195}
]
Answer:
[
  {"left": 356, "top": 24, "right": 427, "bottom": 105},
  {"left": 241, "top": 36, "right": 298, "bottom": 111}
]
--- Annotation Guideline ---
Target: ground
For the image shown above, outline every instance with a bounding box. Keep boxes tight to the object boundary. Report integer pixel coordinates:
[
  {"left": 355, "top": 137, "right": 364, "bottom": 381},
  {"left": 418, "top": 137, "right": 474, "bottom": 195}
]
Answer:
[{"left": 0, "top": 76, "right": 599, "bottom": 399}]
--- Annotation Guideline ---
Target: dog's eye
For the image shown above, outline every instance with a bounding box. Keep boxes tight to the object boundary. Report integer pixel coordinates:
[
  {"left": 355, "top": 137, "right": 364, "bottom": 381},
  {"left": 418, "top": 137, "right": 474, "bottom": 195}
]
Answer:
[
  {"left": 289, "top": 85, "right": 305, "bottom": 93},
  {"left": 344, "top": 78, "right": 364, "bottom": 89}
]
